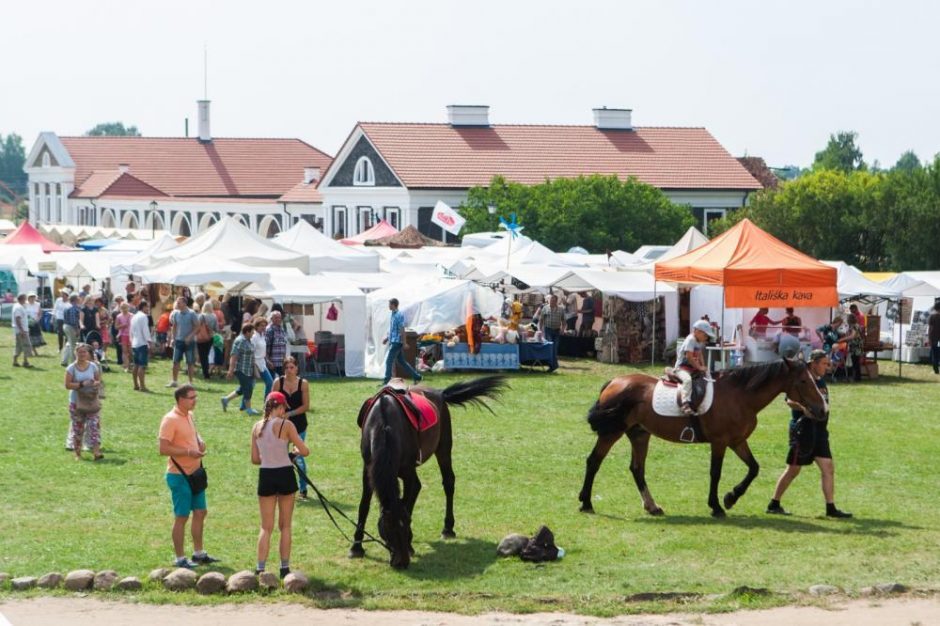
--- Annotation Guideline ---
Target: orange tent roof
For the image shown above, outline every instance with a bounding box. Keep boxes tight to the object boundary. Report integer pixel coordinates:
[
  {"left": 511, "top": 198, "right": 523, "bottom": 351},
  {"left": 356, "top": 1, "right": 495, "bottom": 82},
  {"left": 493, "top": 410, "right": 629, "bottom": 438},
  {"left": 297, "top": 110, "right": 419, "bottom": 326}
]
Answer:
[
  {"left": 1, "top": 221, "right": 71, "bottom": 252},
  {"left": 654, "top": 218, "right": 837, "bottom": 307},
  {"left": 340, "top": 219, "right": 399, "bottom": 245}
]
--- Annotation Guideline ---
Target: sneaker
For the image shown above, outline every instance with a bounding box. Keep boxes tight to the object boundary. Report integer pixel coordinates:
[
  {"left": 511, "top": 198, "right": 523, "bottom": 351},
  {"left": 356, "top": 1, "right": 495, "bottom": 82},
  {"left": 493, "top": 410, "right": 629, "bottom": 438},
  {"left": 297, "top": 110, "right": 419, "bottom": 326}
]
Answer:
[
  {"left": 246, "top": 408, "right": 261, "bottom": 416},
  {"left": 279, "top": 566, "right": 290, "bottom": 579},
  {"left": 191, "top": 552, "right": 220, "bottom": 565},
  {"left": 174, "top": 558, "right": 199, "bottom": 569},
  {"left": 298, "top": 490, "right": 308, "bottom": 500},
  {"left": 766, "top": 504, "right": 790, "bottom": 515},
  {"left": 826, "top": 508, "right": 853, "bottom": 519},
  {"left": 165, "top": 380, "right": 178, "bottom": 388},
  {"left": 221, "top": 397, "right": 229, "bottom": 412},
  {"left": 413, "top": 374, "right": 423, "bottom": 384}
]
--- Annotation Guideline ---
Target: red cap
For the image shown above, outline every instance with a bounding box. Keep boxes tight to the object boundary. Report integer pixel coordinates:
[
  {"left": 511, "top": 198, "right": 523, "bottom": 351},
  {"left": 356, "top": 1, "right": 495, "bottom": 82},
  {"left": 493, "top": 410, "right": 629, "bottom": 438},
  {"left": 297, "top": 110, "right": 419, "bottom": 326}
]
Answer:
[{"left": 265, "top": 391, "right": 288, "bottom": 406}]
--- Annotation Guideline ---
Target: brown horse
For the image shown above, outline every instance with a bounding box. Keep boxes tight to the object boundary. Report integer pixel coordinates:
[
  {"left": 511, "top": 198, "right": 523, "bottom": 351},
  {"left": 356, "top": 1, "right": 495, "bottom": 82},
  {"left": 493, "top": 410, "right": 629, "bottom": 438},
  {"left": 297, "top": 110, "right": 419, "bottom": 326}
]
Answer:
[
  {"left": 349, "top": 375, "right": 507, "bottom": 569},
  {"left": 578, "top": 359, "right": 828, "bottom": 518}
]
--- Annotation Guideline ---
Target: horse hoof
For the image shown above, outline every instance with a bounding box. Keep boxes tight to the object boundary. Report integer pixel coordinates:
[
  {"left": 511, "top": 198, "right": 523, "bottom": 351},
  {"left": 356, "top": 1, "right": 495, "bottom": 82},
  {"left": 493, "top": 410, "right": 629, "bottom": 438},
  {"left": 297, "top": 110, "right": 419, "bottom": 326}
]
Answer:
[
  {"left": 441, "top": 530, "right": 457, "bottom": 540},
  {"left": 579, "top": 503, "right": 595, "bottom": 514},
  {"left": 348, "top": 546, "right": 365, "bottom": 559},
  {"left": 647, "top": 506, "right": 665, "bottom": 516},
  {"left": 711, "top": 508, "right": 727, "bottom": 518},
  {"left": 723, "top": 493, "right": 736, "bottom": 510}
]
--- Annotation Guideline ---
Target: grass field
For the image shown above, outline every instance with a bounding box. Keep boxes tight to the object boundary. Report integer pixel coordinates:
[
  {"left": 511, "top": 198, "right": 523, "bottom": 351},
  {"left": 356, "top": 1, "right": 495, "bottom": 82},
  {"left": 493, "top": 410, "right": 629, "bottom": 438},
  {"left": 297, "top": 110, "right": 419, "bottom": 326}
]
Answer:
[{"left": 1, "top": 327, "right": 938, "bottom": 615}]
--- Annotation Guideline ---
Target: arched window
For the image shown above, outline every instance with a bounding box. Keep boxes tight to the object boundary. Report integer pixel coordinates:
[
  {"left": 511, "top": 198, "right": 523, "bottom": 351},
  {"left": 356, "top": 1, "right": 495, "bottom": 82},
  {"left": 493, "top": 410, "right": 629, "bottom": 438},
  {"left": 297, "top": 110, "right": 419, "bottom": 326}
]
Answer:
[
  {"left": 353, "top": 156, "right": 375, "bottom": 186},
  {"left": 42, "top": 152, "right": 51, "bottom": 168}
]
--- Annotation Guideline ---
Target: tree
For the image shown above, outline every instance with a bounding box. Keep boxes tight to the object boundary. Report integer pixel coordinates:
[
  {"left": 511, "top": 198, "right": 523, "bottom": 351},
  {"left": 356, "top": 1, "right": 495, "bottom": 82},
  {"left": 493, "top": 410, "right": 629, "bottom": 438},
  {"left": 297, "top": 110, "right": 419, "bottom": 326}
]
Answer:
[
  {"left": 893, "top": 150, "right": 921, "bottom": 173},
  {"left": 879, "top": 156, "right": 940, "bottom": 270},
  {"left": 459, "top": 174, "right": 694, "bottom": 253},
  {"left": 813, "top": 131, "right": 866, "bottom": 172},
  {"left": 85, "top": 122, "right": 141, "bottom": 137},
  {"left": 0, "top": 133, "right": 27, "bottom": 197}
]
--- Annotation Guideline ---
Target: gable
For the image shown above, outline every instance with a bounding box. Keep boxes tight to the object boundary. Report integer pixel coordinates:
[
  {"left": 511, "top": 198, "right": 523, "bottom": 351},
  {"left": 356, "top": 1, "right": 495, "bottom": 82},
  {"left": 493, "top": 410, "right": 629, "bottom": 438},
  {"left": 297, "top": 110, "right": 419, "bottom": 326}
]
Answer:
[
  {"left": 328, "top": 135, "right": 402, "bottom": 187},
  {"left": 24, "top": 132, "right": 75, "bottom": 171},
  {"left": 101, "top": 172, "right": 169, "bottom": 197}
]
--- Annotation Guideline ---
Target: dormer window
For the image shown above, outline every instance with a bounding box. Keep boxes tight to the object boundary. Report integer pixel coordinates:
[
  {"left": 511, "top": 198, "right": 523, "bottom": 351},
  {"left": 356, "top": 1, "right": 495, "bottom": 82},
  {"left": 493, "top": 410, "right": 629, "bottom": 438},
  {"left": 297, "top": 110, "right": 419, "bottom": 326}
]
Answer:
[
  {"left": 353, "top": 156, "right": 375, "bottom": 186},
  {"left": 42, "top": 152, "right": 51, "bottom": 168}
]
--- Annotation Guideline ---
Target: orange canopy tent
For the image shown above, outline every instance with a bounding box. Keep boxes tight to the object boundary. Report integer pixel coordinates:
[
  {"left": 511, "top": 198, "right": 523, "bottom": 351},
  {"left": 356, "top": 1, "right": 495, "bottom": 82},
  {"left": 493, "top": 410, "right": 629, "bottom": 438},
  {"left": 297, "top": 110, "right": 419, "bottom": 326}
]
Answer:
[{"left": 654, "top": 218, "right": 837, "bottom": 308}]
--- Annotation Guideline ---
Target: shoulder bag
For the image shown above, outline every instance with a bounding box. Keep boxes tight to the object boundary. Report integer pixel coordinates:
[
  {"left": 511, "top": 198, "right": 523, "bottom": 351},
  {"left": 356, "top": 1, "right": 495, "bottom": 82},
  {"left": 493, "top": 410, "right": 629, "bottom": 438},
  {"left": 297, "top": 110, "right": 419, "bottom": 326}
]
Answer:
[
  {"left": 74, "top": 363, "right": 101, "bottom": 415},
  {"left": 169, "top": 418, "right": 208, "bottom": 495}
]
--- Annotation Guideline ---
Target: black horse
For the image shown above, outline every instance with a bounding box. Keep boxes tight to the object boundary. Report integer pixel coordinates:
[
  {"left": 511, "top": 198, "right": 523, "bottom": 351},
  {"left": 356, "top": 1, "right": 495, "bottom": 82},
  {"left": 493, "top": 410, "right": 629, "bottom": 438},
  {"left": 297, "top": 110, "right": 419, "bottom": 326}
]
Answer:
[{"left": 349, "top": 375, "right": 508, "bottom": 569}]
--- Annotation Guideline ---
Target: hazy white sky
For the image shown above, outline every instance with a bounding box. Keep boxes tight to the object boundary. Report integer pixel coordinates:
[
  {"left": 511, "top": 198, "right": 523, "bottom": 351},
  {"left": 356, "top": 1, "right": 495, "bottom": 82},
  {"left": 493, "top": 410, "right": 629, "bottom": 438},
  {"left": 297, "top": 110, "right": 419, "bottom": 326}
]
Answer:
[{"left": 5, "top": 0, "right": 939, "bottom": 168}]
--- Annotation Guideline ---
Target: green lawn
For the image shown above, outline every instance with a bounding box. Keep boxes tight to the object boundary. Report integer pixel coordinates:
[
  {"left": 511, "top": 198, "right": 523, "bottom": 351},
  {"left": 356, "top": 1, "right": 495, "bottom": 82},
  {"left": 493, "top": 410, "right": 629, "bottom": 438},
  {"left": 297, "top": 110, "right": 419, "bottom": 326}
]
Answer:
[{"left": 1, "top": 327, "right": 938, "bottom": 614}]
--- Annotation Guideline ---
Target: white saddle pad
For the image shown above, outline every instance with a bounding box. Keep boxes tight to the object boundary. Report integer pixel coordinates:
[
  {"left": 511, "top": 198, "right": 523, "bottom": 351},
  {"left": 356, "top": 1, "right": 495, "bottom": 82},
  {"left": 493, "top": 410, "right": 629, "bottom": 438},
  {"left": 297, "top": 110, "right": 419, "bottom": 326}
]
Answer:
[{"left": 652, "top": 379, "right": 714, "bottom": 417}]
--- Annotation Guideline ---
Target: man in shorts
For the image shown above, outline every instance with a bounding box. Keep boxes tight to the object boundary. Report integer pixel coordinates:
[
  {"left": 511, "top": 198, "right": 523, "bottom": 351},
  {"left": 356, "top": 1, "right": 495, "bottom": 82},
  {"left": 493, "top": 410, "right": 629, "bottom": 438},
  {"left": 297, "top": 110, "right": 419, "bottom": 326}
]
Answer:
[
  {"left": 767, "top": 350, "right": 852, "bottom": 518},
  {"left": 158, "top": 384, "right": 220, "bottom": 568},
  {"left": 167, "top": 297, "right": 198, "bottom": 388},
  {"left": 131, "top": 300, "right": 152, "bottom": 392}
]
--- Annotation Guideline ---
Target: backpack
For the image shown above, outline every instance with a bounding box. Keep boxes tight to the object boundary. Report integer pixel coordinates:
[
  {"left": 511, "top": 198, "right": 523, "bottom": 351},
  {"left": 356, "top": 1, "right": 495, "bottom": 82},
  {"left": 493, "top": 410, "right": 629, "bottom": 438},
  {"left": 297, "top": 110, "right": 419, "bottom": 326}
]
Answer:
[{"left": 519, "top": 525, "right": 559, "bottom": 562}]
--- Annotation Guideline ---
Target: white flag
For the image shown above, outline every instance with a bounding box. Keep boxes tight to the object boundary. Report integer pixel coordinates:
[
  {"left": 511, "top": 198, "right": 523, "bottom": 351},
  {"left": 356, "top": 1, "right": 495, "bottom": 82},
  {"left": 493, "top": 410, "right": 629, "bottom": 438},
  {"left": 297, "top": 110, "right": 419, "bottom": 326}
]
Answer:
[{"left": 431, "top": 200, "right": 466, "bottom": 236}]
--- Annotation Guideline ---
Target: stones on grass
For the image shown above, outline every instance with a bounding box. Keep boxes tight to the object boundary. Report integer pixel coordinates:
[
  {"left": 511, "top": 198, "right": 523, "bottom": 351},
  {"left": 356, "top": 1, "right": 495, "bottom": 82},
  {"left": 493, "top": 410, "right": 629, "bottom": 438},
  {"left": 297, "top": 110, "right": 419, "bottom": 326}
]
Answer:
[
  {"left": 162, "top": 568, "right": 197, "bottom": 591},
  {"left": 283, "top": 571, "right": 309, "bottom": 594},
  {"left": 11, "top": 576, "right": 38, "bottom": 591},
  {"left": 808, "top": 584, "right": 840, "bottom": 596},
  {"left": 116, "top": 577, "right": 142, "bottom": 591},
  {"left": 94, "top": 570, "right": 119, "bottom": 591},
  {"left": 64, "top": 569, "right": 96, "bottom": 591},
  {"left": 860, "top": 582, "right": 908, "bottom": 596},
  {"left": 0, "top": 572, "right": 10, "bottom": 587},
  {"left": 497, "top": 534, "right": 530, "bottom": 557},
  {"left": 149, "top": 568, "right": 170, "bottom": 582},
  {"left": 226, "top": 570, "right": 259, "bottom": 593},
  {"left": 37, "top": 573, "right": 63, "bottom": 589},
  {"left": 258, "top": 571, "right": 280, "bottom": 591},
  {"left": 196, "top": 572, "right": 226, "bottom": 595}
]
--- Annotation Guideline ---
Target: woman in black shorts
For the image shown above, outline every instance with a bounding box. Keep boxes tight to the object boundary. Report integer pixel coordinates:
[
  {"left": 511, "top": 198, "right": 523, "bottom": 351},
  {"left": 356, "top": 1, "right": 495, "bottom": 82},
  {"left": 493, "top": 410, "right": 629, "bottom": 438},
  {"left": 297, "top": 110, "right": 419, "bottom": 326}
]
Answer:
[
  {"left": 251, "top": 391, "right": 309, "bottom": 577},
  {"left": 767, "top": 350, "right": 852, "bottom": 518}
]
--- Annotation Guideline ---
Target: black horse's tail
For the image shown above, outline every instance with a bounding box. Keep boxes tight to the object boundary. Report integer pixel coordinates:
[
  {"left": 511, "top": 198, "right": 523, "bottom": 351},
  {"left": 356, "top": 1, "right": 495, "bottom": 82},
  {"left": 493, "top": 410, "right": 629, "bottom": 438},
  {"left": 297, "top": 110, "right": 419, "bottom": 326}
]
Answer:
[
  {"left": 441, "top": 375, "right": 509, "bottom": 414},
  {"left": 586, "top": 380, "right": 637, "bottom": 436},
  {"left": 368, "top": 395, "right": 401, "bottom": 512}
]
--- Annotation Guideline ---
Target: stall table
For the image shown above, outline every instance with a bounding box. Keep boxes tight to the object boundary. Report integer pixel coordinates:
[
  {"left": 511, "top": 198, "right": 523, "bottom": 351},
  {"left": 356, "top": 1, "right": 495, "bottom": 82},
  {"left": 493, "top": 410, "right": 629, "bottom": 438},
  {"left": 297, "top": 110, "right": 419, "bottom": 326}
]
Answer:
[
  {"left": 519, "top": 341, "right": 557, "bottom": 370},
  {"left": 442, "top": 342, "right": 519, "bottom": 370}
]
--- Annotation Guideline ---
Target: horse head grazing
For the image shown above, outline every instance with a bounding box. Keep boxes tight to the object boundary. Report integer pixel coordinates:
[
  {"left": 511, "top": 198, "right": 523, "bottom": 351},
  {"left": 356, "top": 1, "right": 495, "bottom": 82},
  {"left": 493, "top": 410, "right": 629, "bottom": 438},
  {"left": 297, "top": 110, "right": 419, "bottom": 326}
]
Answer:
[{"left": 782, "top": 357, "right": 829, "bottom": 420}]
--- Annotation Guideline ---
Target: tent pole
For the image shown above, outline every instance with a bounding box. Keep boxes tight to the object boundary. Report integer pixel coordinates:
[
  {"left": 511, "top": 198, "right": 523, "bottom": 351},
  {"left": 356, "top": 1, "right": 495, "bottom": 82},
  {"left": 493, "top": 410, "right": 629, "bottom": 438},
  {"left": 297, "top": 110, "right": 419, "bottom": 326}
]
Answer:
[
  {"left": 651, "top": 281, "right": 657, "bottom": 366},
  {"left": 720, "top": 287, "right": 726, "bottom": 369},
  {"left": 897, "top": 298, "right": 902, "bottom": 379}
]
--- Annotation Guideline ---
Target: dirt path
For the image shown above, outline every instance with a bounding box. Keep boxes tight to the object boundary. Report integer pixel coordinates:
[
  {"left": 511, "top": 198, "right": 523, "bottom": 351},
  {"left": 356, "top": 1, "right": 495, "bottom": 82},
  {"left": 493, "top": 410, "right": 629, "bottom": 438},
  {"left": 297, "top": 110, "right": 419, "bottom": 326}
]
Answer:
[{"left": 2, "top": 597, "right": 940, "bottom": 626}]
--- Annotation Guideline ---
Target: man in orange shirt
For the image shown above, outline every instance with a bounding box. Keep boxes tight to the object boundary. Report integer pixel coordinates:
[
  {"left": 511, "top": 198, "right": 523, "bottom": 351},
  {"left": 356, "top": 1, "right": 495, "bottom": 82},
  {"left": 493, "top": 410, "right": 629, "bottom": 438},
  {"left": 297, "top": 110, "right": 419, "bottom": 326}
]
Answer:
[{"left": 158, "top": 384, "right": 219, "bottom": 569}]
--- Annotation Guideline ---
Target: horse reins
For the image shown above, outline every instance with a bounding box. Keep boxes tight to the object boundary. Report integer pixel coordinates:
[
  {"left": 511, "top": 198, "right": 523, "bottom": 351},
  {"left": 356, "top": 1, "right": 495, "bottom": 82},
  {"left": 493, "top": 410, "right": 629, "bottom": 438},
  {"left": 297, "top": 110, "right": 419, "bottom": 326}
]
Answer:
[{"left": 290, "top": 458, "right": 391, "bottom": 553}]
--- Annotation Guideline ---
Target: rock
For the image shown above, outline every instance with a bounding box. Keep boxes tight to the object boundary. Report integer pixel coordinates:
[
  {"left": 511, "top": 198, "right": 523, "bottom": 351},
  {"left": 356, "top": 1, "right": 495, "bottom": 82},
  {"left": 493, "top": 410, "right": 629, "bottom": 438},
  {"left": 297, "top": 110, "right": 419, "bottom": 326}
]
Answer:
[
  {"left": 875, "top": 582, "right": 908, "bottom": 594},
  {"left": 38, "top": 573, "right": 64, "bottom": 589},
  {"left": 497, "top": 533, "right": 530, "bottom": 557},
  {"left": 11, "top": 576, "right": 38, "bottom": 591},
  {"left": 808, "top": 584, "right": 840, "bottom": 596},
  {"left": 196, "top": 572, "right": 226, "bottom": 595},
  {"left": 149, "top": 568, "right": 170, "bottom": 582},
  {"left": 283, "top": 571, "right": 309, "bottom": 594},
  {"left": 64, "top": 569, "right": 96, "bottom": 591},
  {"left": 94, "top": 570, "right": 119, "bottom": 591},
  {"left": 115, "top": 577, "right": 142, "bottom": 591},
  {"left": 0, "top": 572, "right": 10, "bottom": 587},
  {"left": 258, "top": 571, "right": 280, "bottom": 591},
  {"left": 226, "top": 570, "right": 259, "bottom": 593},
  {"left": 162, "top": 568, "right": 198, "bottom": 591}
]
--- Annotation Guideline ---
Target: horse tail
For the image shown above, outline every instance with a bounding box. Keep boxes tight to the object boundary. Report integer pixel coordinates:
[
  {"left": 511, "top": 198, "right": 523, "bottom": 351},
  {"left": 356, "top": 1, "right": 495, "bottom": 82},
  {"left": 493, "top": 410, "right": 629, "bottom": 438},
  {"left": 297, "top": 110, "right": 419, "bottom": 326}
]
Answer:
[
  {"left": 367, "top": 395, "right": 401, "bottom": 511},
  {"left": 441, "top": 375, "right": 509, "bottom": 414},
  {"left": 586, "top": 379, "right": 636, "bottom": 436}
]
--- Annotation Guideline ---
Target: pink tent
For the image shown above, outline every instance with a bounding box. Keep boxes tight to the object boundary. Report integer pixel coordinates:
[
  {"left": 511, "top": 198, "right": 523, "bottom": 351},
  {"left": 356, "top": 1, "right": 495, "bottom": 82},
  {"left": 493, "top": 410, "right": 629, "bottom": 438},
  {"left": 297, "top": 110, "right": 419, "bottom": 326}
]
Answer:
[
  {"left": 341, "top": 219, "right": 399, "bottom": 245},
  {"left": 1, "top": 222, "right": 71, "bottom": 252}
]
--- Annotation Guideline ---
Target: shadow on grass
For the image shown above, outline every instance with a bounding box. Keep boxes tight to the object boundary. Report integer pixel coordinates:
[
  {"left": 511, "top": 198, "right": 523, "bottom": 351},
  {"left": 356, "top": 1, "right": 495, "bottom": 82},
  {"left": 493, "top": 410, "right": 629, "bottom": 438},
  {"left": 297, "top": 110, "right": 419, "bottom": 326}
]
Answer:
[
  {"left": 405, "top": 536, "right": 496, "bottom": 580},
  {"left": 636, "top": 514, "right": 920, "bottom": 536}
]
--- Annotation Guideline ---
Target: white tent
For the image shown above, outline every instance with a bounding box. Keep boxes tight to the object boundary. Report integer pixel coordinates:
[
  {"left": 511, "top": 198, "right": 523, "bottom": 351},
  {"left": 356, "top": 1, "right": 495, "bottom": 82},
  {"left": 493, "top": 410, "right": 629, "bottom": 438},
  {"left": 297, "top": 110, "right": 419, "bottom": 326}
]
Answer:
[
  {"left": 822, "top": 261, "right": 900, "bottom": 300},
  {"left": 364, "top": 278, "right": 503, "bottom": 379},
  {"left": 138, "top": 254, "right": 273, "bottom": 289},
  {"left": 629, "top": 227, "right": 709, "bottom": 271},
  {"left": 274, "top": 220, "right": 380, "bottom": 274},
  {"left": 111, "top": 233, "right": 180, "bottom": 276},
  {"left": 241, "top": 272, "right": 368, "bottom": 377},
  {"left": 151, "top": 217, "right": 308, "bottom": 272}
]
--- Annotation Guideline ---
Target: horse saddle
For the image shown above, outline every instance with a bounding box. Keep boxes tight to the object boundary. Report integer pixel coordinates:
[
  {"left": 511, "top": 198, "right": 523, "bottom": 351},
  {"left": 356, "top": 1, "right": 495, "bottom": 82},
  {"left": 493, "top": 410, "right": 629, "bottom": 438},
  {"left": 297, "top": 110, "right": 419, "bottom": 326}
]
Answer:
[
  {"left": 654, "top": 369, "right": 714, "bottom": 418},
  {"left": 357, "top": 385, "right": 440, "bottom": 433}
]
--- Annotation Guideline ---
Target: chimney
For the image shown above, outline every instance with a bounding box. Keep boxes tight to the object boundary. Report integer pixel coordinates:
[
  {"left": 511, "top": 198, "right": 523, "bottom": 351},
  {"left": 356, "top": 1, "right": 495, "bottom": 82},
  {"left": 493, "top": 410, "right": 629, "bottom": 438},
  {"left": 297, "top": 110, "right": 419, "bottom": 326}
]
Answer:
[
  {"left": 304, "top": 166, "right": 321, "bottom": 185},
  {"left": 447, "top": 104, "right": 490, "bottom": 127},
  {"left": 197, "top": 100, "right": 211, "bottom": 142},
  {"left": 593, "top": 107, "right": 633, "bottom": 131},
  {"left": 118, "top": 163, "right": 130, "bottom": 174}
]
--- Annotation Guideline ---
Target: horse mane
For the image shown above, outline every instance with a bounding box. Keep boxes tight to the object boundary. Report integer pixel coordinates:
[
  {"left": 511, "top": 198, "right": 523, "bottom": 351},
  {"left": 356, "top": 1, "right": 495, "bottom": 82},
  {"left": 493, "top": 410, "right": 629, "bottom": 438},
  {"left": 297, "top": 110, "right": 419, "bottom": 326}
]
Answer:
[
  {"left": 367, "top": 395, "right": 402, "bottom": 512},
  {"left": 721, "top": 359, "right": 801, "bottom": 391}
]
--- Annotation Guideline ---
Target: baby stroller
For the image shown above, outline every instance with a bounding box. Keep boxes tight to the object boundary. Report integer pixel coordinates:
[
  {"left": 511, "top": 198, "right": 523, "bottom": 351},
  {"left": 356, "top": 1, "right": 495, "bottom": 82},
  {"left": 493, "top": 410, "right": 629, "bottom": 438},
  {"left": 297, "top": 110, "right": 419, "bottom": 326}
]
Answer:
[{"left": 83, "top": 330, "right": 112, "bottom": 372}]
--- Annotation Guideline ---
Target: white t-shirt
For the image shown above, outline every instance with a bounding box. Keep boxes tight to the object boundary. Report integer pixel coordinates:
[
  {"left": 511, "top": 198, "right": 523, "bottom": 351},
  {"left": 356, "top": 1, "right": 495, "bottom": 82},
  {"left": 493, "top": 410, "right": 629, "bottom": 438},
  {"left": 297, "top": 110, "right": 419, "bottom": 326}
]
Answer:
[
  {"left": 11, "top": 303, "right": 27, "bottom": 332},
  {"left": 54, "top": 298, "right": 69, "bottom": 321},
  {"left": 565, "top": 293, "right": 578, "bottom": 319},
  {"left": 675, "top": 333, "right": 704, "bottom": 369},
  {"left": 251, "top": 332, "right": 267, "bottom": 369},
  {"left": 130, "top": 310, "right": 152, "bottom": 348}
]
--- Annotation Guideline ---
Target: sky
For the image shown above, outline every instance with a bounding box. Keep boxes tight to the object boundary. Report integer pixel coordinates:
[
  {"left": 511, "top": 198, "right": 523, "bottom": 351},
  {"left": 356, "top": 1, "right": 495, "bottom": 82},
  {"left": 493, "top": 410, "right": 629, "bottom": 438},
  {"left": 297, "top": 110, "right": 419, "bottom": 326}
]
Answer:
[{"left": 4, "top": 0, "right": 939, "bottom": 169}]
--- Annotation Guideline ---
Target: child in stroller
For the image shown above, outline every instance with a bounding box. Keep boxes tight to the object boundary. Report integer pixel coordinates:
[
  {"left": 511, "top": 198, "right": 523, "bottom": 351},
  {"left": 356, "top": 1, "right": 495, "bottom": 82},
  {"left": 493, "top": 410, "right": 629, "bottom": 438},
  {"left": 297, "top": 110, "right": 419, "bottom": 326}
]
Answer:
[{"left": 83, "top": 330, "right": 111, "bottom": 372}]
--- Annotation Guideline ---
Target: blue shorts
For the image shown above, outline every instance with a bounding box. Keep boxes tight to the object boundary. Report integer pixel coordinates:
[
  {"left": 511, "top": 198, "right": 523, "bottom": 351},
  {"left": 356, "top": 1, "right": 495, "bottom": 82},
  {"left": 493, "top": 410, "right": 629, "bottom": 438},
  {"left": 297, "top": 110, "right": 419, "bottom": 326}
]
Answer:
[
  {"left": 133, "top": 345, "right": 149, "bottom": 367},
  {"left": 166, "top": 471, "right": 207, "bottom": 517},
  {"left": 173, "top": 340, "right": 195, "bottom": 365}
]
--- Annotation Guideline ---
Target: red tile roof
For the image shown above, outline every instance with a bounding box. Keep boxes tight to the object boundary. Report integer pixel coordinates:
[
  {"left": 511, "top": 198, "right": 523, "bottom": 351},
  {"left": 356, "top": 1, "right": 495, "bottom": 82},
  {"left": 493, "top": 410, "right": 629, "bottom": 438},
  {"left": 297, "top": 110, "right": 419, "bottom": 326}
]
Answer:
[
  {"left": 357, "top": 123, "right": 761, "bottom": 191},
  {"left": 73, "top": 170, "right": 169, "bottom": 198},
  {"left": 60, "top": 137, "right": 332, "bottom": 199},
  {"left": 278, "top": 181, "right": 323, "bottom": 204}
]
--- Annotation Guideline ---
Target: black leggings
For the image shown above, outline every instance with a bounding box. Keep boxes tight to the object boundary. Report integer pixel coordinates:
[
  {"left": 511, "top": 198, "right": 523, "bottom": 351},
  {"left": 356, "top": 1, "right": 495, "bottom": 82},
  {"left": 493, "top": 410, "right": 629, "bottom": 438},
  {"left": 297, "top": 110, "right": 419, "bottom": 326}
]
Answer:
[{"left": 197, "top": 341, "right": 212, "bottom": 379}]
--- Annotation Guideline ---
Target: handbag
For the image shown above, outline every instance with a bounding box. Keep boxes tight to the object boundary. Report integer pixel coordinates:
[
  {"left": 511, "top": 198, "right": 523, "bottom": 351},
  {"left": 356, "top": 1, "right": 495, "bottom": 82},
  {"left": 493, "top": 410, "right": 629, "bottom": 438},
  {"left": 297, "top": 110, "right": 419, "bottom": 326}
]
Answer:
[
  {"left": 171, "top": 458, "right": 208, "bottom": 495},
  {"left": 195, "top": 315, "right": 212, "bottom": 343},
  {"left": 326, "top": 304, "right": 339, "bottom": 321},
  {"left": 73, "top": 363, "right": 101, "bottom": 415}
]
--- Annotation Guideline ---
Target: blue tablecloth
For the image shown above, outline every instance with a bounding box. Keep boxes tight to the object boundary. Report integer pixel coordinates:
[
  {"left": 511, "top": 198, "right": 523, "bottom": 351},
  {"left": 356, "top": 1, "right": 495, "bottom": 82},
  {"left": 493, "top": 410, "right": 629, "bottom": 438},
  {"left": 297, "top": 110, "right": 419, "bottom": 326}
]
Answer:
[
  {"left": 519, "top": 341, "right": 557, "bottom": 370},
  {"left": 442, "top": 342, "right": 520, "bottom": 370}
]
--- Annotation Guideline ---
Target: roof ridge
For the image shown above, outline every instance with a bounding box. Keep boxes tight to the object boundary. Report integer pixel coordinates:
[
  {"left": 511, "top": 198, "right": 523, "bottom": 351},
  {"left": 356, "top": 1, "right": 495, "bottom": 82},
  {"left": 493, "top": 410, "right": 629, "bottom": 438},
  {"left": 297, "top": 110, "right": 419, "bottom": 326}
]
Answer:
[
  {"left": 358, "top": 122, "right": 708, "bottom": 130},
  {"left": 60, "top": 135, "right": 319, "bottom": 142}
]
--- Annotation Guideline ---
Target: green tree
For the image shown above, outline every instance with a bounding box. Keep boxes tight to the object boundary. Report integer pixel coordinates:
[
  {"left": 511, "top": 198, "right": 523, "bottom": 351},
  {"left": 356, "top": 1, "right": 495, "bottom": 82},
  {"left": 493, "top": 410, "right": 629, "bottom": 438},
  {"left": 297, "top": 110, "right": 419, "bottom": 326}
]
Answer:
[
  {"left": 0, "top": 133, "right": 28, "bottom": 197},
  {"left": 879, "top": 156, "right": 940, "bottom": 270},
  {"left": 460, "top": 174, "right": 693, "bottom": 253},
  {"left": 85, "top": 122, "right": 141, "bottom": 137},
  {"left": 893, "top": 150, "right": 921, "bottom": 173},
  {"left": 813, "top": 131, "right": 866, "bottom": 172}
]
